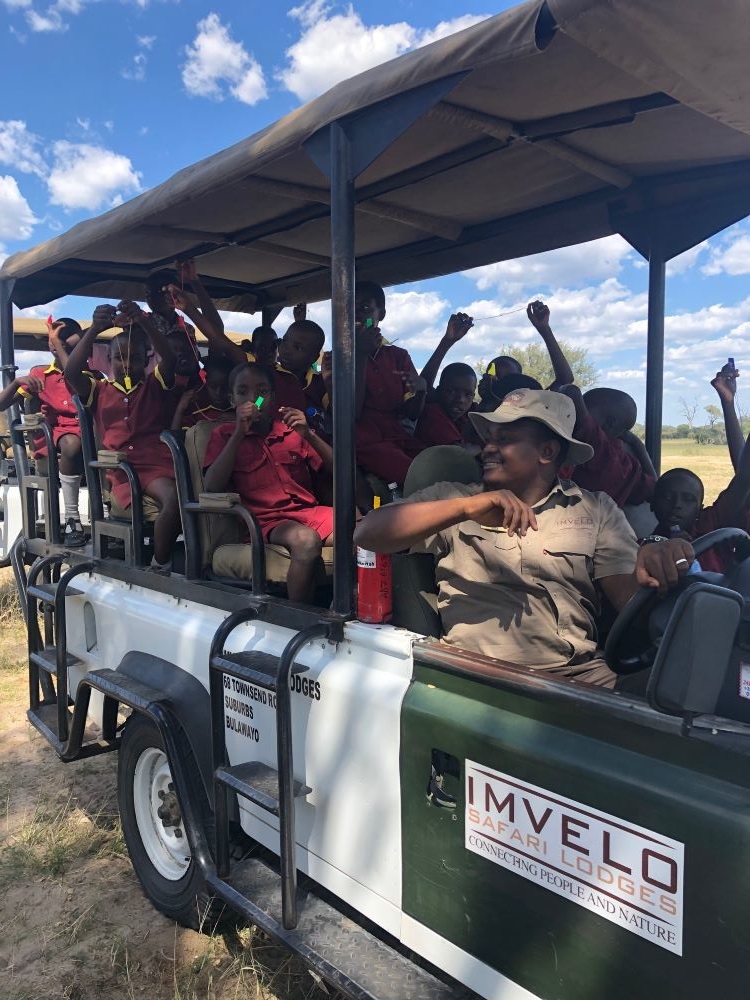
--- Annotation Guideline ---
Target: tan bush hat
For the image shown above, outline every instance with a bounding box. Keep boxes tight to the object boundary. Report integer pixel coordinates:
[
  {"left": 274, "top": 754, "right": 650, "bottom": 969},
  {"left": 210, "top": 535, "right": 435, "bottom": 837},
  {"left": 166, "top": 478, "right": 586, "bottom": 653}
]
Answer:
[{"left": 468, "top": 388, "right": 594, "bottom": 467}]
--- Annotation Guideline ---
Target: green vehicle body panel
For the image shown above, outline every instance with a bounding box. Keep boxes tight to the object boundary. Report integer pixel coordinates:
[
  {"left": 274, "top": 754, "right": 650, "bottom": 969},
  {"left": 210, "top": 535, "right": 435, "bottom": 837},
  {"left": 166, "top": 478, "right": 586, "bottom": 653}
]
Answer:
[{"left": 400, "top": 657, "right": 750, "bottom": 1000}]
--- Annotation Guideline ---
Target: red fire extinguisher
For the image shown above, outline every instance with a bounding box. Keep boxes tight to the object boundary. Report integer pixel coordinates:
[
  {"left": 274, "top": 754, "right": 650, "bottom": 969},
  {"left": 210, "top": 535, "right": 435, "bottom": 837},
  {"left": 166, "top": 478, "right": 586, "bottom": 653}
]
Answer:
[{"left": 356, "top": 496, "right": 392, "bottom": 623}]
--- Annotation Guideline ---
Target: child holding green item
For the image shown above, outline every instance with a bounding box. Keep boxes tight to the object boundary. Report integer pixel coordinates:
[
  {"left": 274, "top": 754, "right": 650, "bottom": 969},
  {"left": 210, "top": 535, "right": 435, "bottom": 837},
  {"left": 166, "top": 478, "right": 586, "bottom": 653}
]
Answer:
[{"left": 203, "top": 363, "right": 334, "bottom": 602}]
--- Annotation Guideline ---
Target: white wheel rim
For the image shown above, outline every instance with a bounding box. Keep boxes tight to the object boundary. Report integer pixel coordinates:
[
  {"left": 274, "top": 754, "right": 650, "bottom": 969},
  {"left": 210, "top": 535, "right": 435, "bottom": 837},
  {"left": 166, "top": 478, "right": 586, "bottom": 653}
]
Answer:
[{"left": 132, "top": 746, "right": 191, "bottom": 881}]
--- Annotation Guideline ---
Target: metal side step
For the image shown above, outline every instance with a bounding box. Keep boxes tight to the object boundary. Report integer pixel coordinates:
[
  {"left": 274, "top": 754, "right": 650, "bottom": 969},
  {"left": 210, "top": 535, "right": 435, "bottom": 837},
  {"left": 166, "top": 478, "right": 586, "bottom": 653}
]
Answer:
[
  {"left": 212, "top": 650, "right": 293, "bottom": 691},
  {"left": 27, "top": 582, "right": 84, "bottom": 604},
  {"left": 84, "top": 668, "right": 165, "bottom": 711},
  {"left": 30, "top": 648, "right": 82, "bottom": 675},
  {"left": 215, "top": 761, "right": 311, "bottom": 815},
  {"left": 207, "top": 856, "right": 469, "bottom": 1000},
  {"left": 27, "top": 702, "right": 115, "bottom": 759}
]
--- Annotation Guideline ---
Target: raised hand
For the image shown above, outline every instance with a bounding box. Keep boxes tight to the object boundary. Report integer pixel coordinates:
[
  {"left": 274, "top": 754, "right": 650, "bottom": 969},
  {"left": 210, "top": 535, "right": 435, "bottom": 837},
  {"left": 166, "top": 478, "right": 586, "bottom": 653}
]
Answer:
[
  {"left": 278, "top": 405, "right": 310, "bottom": 439},
  {"left": 174, "top": 258, "right": 199, "bottom": 285},
  {"left": 293, "top": 302, "right": 307, "bottom": 323},
  {"left": 114, "top": 300, "right": 145, "bottom": 327},
  {"left": 90, "top": 304, "right": 117, "bottom": 333},
  {"left": 477, "top": 489, "right": 538, "bottom": 536},
  {"left": 711, "top": 363, "right": 739, "bottom": 404},
  {"left": 527, "top": 300, "right": 551, "bottom": 333},
  {"left": 164, "top": 284, "right": 192, "bottom": 313},
  {"left": 445, "top": 312, "right": 474, "bottom": 342},
  {"left": 235, "top": 400, "right": 262, "bottom": 435},
  {"left": 17, "top": 373, "right": 44, "bottom": 394}
]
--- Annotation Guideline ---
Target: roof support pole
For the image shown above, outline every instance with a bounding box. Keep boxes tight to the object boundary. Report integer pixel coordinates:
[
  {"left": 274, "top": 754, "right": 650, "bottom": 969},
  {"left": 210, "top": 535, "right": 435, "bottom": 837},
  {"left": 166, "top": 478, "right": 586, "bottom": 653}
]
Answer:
[
  {"left": 329, "top": 123, "right": 356, "bottom": 616},
  {"left": 0, "top": 279, "right": 27, "bottom": 478},
  {"left": 645, "top": 240, "right": 665, "bottom": 473}
]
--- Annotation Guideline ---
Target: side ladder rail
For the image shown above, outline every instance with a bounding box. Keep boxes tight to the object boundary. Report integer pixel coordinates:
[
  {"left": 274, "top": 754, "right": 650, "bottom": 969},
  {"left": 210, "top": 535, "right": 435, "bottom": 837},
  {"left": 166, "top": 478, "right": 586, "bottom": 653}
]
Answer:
[
  {"left": 275, "top": 622, "right": 330, "bottom": 929},
  {"left": 26, "top": 553, "right": 66, "bottom": 709},
  {"left": 209, "top": 606, "right": 264, "bottom": 875},
  {"left": 52, "top": 560, "right": 95, "bottom": 743},
  {"left": 208, "top": 608, "right": 333, "bottom": 929}
]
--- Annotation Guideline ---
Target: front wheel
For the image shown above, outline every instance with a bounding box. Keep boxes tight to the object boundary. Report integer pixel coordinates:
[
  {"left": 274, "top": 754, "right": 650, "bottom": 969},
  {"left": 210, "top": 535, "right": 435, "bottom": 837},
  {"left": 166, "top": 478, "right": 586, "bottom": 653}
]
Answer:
[{"left": 118, "top": 713, "right": 221, "bottom": 930}]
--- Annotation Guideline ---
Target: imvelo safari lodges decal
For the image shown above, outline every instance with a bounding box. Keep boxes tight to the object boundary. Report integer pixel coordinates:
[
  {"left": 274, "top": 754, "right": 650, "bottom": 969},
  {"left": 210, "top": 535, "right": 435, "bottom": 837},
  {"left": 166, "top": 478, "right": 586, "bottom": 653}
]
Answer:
[{"left": 465, "top": 761, "right": 684, "bottom": 955}]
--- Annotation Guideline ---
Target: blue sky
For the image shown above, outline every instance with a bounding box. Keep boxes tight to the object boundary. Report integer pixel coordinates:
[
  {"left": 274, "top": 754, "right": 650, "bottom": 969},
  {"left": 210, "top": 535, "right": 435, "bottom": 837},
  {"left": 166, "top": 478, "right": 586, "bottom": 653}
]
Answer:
[{"left": 1, "top": 0, "right": 749, "bottom": 424}]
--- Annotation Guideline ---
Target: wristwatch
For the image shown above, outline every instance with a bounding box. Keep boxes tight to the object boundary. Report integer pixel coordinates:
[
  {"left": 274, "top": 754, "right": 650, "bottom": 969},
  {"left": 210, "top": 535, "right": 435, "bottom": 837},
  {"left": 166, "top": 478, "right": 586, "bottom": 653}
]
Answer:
[{"left": 639, "top": 534, "right": 669, "bottom": 546}]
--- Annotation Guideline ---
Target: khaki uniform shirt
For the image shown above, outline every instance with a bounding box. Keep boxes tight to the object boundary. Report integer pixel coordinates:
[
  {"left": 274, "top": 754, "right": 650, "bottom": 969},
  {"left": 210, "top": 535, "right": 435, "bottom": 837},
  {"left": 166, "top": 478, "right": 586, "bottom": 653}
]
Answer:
[{"left": 409, "top": 480, "right": 639, "bottom": 681}]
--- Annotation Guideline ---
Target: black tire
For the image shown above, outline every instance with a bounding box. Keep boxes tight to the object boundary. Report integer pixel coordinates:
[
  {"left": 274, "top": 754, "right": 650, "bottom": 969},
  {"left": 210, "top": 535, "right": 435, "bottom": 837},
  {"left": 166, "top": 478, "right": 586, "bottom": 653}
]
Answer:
[{"left": 118, "top": 712, "right": 223, "bottom": 931}]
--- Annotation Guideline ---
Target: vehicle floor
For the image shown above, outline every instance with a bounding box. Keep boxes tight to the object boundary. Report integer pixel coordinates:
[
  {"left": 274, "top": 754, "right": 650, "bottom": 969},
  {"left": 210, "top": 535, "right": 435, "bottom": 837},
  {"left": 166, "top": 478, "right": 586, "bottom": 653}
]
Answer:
[{"left": 0, "top": 569, "right": 343, "bottom": 1000}]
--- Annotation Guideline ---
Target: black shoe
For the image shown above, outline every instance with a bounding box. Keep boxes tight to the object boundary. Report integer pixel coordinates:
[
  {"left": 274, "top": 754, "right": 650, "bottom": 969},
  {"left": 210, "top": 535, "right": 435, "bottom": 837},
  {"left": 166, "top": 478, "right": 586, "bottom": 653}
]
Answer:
[{"left": 64, "top": 518, "right": 87, "bottom": 548}]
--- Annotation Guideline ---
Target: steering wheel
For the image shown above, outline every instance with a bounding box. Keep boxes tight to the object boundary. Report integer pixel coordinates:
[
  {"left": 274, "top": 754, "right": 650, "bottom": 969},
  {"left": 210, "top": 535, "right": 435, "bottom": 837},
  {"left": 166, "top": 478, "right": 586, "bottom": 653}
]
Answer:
[{"left": 604, "top": 527, "right": 750, "bottom": 673}]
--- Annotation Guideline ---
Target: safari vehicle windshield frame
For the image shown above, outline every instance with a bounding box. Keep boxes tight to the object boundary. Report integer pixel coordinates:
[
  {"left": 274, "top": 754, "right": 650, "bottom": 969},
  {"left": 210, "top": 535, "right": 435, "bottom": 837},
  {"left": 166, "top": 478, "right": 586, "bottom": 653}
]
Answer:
[{"left": 2, "top": 0, "right": 750, "bottom": 621}]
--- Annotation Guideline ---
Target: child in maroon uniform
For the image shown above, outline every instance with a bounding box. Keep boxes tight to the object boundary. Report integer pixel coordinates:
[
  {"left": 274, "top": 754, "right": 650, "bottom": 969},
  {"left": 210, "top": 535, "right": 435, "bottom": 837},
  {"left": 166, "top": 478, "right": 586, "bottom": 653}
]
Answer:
[
  {"left": 415, "top": 363, "right": 480, "bottom": 450},
  {"left": 66, "top": 302, "right": 181, "bottom": 574},
  {"left": 0, "top": 317, "right": 89, "bottom": 546},
  {"left": 274, "top": 318, "right": 329, "bottom": 419},
  {"left": 203, "top": 363, "right": 334, "bottom": 603},
  {"left": 326, "top": 280, "right": 425, "bottom": 488},
  {"left": 171, "top": 355, "right": 234, "bottom": 430}
]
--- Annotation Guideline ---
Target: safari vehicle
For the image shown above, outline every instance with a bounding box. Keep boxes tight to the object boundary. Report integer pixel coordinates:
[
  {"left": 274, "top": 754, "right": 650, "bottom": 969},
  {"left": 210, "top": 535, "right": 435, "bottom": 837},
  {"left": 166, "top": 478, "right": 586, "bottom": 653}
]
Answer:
[{"left": 3, "top": 1, "right": 750, "bottom": 997}]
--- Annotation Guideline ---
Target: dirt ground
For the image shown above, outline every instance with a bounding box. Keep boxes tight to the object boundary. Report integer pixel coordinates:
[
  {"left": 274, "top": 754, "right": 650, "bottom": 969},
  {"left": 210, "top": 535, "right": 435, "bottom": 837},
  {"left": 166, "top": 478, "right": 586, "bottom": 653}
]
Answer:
[{"left": 0, "top": 569, "right": 335, "bottom": 1000}]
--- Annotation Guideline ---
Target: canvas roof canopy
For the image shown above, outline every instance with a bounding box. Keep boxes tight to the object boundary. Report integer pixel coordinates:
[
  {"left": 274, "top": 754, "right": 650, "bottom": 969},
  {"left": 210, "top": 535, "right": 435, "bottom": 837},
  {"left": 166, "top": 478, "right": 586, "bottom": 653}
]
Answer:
[{"left": 2, "top": 0, "right": 750, "bottom": 314}]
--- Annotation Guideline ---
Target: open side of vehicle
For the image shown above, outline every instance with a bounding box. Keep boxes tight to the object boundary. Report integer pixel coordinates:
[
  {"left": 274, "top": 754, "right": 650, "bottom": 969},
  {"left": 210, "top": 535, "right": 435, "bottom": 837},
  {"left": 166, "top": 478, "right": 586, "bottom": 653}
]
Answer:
[{"left": 5, "top": 1, "right": 750, "bottom": 997}]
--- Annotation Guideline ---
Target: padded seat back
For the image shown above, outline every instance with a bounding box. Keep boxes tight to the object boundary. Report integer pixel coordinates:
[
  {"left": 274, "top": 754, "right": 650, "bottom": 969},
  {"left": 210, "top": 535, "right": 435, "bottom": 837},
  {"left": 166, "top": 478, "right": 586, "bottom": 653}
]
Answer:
[
  {"left": 393, "top": 445, "right": 483, "bottom": 636},
  {"left": 184, "top": 421, "right": 241, "bottom": 567}
]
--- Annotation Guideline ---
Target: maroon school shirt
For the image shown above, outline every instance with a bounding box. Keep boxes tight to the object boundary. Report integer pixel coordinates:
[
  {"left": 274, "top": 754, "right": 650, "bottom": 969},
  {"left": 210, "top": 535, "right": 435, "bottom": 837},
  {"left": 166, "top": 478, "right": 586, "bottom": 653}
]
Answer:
[
  {"left": 562, "top": 415, "right": 655, "bottom": 507},
  {"left": 415, "top": 400, "right": 479, "bottom": 449},
  {"left": 18, "top": 363, "right": 81, "bottom": 455},
  {"left": 203, "top": 419, "right": 323, "bottom": 534},
  {"left": 82, "top": 368, "right": 176, "bottom": 506}
]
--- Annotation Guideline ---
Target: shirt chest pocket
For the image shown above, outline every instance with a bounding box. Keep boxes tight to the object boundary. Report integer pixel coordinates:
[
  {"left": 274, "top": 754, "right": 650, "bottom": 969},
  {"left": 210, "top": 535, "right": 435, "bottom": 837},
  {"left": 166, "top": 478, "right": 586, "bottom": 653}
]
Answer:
[
  {"left": 541, "top": 534, "right": 596, "bottom": 586},
  {"left": 456, "top": 525, "right": 523, "bottom": 581}
]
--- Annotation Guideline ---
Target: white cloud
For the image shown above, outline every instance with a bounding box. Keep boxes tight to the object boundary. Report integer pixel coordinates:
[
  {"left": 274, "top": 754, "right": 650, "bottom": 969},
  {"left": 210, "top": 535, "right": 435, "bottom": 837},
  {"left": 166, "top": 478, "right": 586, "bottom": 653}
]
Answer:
[
  {"left": 0, "top": 174, "right": 38, "bottom": 242},
  {"left": 279, "top": 2, "right": 488, "bottom": 101},
  {"left": 2, "top": 0, "right": 33, "bottom": 8},
  {"left": 137, "top": 34, "right": 155, "bottom": 49},
  {"left": 47, "top": 141, "right": 141, "bottom": 210},
  {"left": 0, "top": 120, "right": 47, "bottom": 177},
  {"left": 26, "top": 6, "right": 67, "bottom": 31},
  {"left": 181, "top": 13, "right": 267, "bottom": 106},
  {"left": 703, "top": 233, "right": 750, "bottom": 276},
  {"left": 464, "top": 235, "right": 634, "bottom": 296},
  {"left": 666, "top": 239, "right": 709, "bottom": 276},
  {"left": 122, "top": 52, "right": 148, "bottom": 82}
]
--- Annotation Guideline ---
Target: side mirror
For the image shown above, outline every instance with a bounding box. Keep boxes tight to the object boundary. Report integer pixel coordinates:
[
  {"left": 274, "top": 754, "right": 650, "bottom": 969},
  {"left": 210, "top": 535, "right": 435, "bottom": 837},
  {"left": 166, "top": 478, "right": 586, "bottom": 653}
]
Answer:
[{"left": 647, "top": 583, "right": 743, "bottom": 720}]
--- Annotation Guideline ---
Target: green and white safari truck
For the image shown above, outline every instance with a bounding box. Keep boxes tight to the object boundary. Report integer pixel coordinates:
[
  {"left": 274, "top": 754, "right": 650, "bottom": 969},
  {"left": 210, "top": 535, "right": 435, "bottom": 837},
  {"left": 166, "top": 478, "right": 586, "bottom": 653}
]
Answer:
[{"left": 3, "top": 1, "right": 750, "bottom": 996}]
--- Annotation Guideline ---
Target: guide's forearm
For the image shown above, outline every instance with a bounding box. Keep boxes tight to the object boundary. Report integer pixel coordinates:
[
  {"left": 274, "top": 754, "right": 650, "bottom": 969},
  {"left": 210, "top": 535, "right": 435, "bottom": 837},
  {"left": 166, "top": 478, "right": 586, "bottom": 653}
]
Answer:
[{"left": 354, "top": 493, "right": 486, "bottom": 553}]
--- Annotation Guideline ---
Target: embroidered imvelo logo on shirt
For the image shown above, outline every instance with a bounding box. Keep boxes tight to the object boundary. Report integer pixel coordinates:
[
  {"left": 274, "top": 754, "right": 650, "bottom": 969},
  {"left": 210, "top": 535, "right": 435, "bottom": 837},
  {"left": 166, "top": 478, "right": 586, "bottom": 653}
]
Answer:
[{"left": 555, "top": 516, "right": 594, "bottom": 529}]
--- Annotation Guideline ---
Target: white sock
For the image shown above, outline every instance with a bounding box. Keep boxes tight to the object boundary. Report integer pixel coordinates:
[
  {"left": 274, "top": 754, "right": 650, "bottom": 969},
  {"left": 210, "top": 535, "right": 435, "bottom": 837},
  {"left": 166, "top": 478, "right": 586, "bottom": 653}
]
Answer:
[
  {"left": 60, "top": 473, "right": 81, "bottom": 522},
  {"left": 150, "top": 556, "right": 172, "bottom": 569}
]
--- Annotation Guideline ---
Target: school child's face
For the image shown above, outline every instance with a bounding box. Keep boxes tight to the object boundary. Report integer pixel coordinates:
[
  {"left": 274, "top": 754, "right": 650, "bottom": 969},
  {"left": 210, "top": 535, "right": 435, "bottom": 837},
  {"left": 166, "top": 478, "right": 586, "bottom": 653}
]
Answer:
[
  {"left": 205, "top": 368, "right": 230, "bottom": 409},
  {"left": 49, "top": 328, "right": 80, "bottom": 359},
  {"left": 354, "top": 292, "right": 384, "bottom": 335},
  {"left": 436, "top": 373, "right": 476, "bottom": 421},
  {"left": 252, "top": 330, "right": 279, "bottom": 366},
  {"left": 231, "top": 369, "right": 274, "bottom": 415},
  {"left": 278, "top": 327, "right": 320, "bottom": 374},
  {"left": 166, "top": 330, "right": 200, "bottom": 378},
  {"left": 652, "top": 473, "right": 703, "bottom": 532},
  {"left": 110, "top": 338, "right": 147, "bottom": 384},
  {"left": 146, "top": 282, "right": 172, "bottom": 317}
]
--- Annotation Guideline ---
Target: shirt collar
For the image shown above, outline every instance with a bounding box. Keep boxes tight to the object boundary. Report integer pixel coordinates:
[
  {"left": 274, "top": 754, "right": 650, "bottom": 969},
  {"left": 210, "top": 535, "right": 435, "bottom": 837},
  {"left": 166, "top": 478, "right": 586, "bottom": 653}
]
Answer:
[
  {"left": 44, "top": 362, "right": 61, "bottom": 374},
  {"left": 532, "top": 478, "right": 582, "bottom": 513},
  {"left": 109, "top": 378, "right": 143, "bottom": 394}
]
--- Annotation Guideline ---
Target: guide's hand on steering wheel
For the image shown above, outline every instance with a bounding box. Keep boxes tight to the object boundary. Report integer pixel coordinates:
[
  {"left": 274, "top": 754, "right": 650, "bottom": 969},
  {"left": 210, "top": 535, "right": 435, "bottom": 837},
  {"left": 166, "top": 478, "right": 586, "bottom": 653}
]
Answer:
[{"left": 635, "top": 538, "right": 695, "bottom": 594}]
